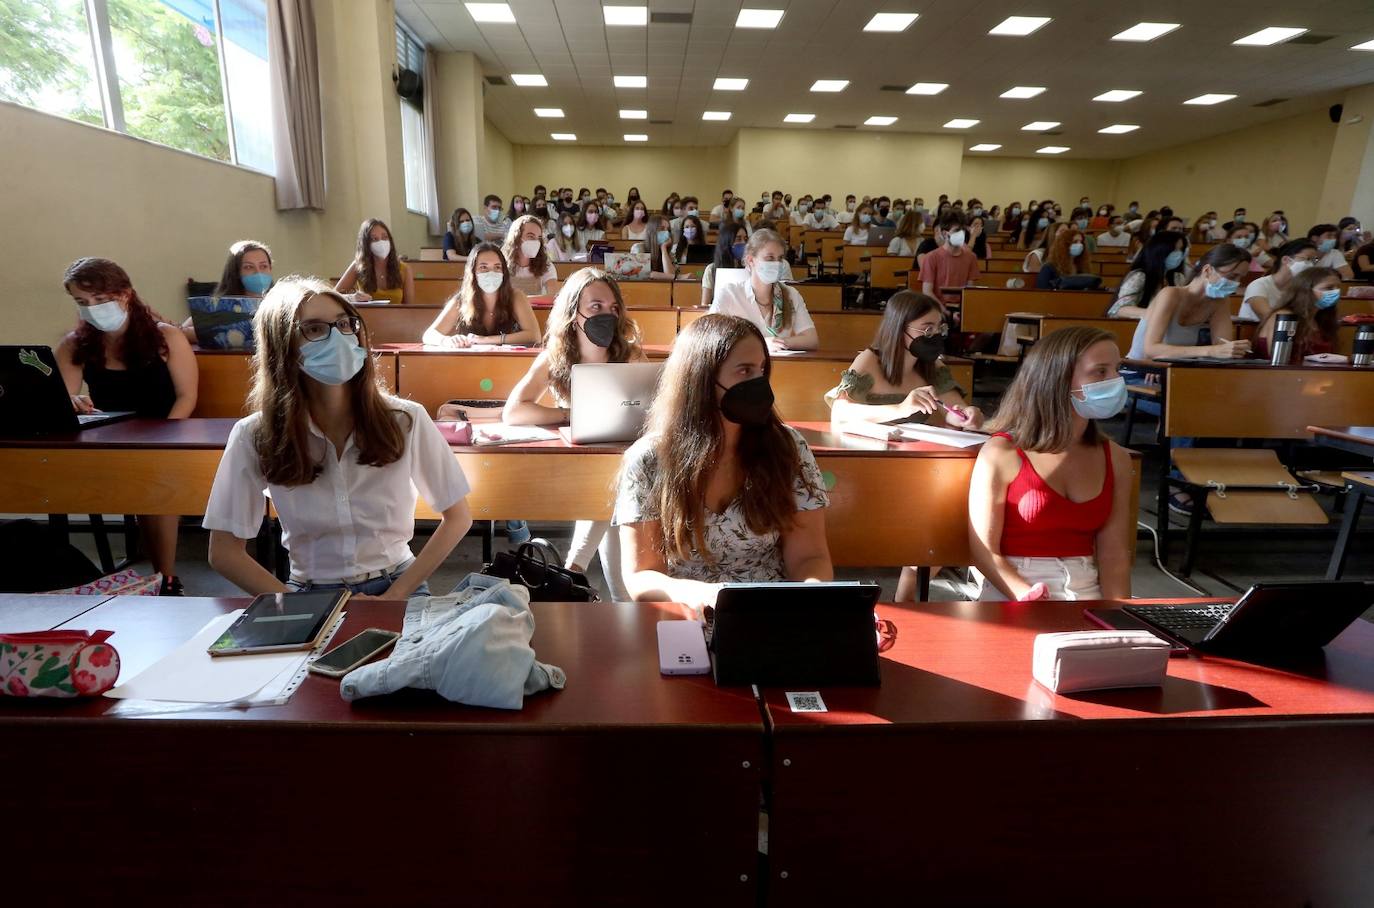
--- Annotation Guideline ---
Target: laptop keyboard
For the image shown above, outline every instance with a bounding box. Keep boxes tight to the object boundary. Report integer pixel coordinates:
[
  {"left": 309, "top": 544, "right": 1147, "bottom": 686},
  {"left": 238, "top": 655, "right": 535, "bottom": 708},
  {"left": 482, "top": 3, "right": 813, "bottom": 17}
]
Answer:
[{"left": 1124, "top": 603, "right": 1235, "bottom": 633}]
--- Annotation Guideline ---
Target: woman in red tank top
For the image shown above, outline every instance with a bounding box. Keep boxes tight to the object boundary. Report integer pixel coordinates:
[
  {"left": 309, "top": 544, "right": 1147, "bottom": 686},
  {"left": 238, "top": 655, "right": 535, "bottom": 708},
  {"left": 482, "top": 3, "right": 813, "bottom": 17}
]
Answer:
[{"left": 968, "top": 327, "right": 1135, "bottom": 601}]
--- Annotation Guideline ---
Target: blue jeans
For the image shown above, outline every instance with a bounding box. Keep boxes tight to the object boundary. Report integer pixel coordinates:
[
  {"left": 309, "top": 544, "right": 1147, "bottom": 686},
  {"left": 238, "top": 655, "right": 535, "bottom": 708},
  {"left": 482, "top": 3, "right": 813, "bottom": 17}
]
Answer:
[
  {"left": 286, "top": 560, "right": 430, "bottom": 598},
  {"left": 505, "top": 520, "right": 531, "bottom": 544}
]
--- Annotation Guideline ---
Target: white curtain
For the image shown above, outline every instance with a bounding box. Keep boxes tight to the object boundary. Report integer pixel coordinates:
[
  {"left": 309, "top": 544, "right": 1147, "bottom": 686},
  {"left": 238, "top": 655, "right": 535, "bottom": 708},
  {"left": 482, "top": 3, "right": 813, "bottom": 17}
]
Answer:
[
  {"left": 266, "top": 0, "right": 325, "bottom": 210},
  {"left": 420, "top": 51, "right": 443, "bottom": 234}
]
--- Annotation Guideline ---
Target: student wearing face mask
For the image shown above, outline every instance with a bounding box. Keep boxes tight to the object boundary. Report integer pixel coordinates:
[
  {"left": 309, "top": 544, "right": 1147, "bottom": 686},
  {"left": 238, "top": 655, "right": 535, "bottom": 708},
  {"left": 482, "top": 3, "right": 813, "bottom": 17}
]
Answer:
[
  {"left": 1351, "top": 235, "right": 1374, "bottom": 280},
  {"left": 1096, "top": 215, "right": 1130, "bottom": 249},
  {"left": 700, "top": 224, "right": 785, "bottom": 307},
  {"left": 1262, "top": 212, "right": 1288, "bottom": 249},
  {"left": 673, "top": 215, "right": 708, "bottom": 265},
  {"left": 1307, "top": 223, "right": 1355, "bottom": 279},
  {"left": 630, "top": 214, "right": 679, "bottom": 280},
  {"left": 789, "top": 196, "right": 814, "bottom": 227},
  {"left": 888, "top": 209, "right": 924, "bottom": 257},
  {"left": 613, "top": 314, "right": 832, "bottom": 610},
  {"left": 806, "top": 198, "right": 838, "bottom": 230},
  {"left": 669, "top": 196, "right": 701, "bottom": 242},
  {"left": 836, "top": 195, "right": 857, "bottom": 226},
  {"left": 621, "top": 200, "right": 651, "bottom": 241},
  {"left": 551, "top": 212, "right": 585, "bottom": 261},
  {"left": 1128, "top": 245, "right": 1253, "bottom": 361},
  {"left": 1003, "top": 202, "right": 1024, "bottom": 234},
  {"left": 1253, "top": 266, "right": 1342, "bottom": 361},
  {"left": 1016, "top": 204, "right": 1055, "bottom": 252},
  {"left": 502, "top": 215, "right": 560, "bottom": 297},
  {"left": 475, "top": 194, "right": 512, "bottom": 243},
  {"left": 1108, "top": 231, "right": 1189, "bottom": 319},
  {"left": 179, "top": 240, "right": 275, "bottom": 344},
  {"left": 1023, "top": 221, "right": 1066, "bottom": 274},
  {"left": 204, "top": 278, "right": 472, "bottom": 599},
  {"left": 1036, "top": 229, "right": 1093, "bottom": 289},
  {"left": 58, "top": 257, "right": 198, "bottom": 595},
  {"left": 871, "top": 197, "right": 897, "bottom": 229},
  {"left": 724, "top": 197, "right": 754, "bottom": 237},
  {"left": 336, "top": 218, "right": 413, "bottom": 306},
  {"left": 422, "top": 242, "right": 540, "bottom": 348},
  {"left": 1089, "top": 205, "right": 1112, "bottom": 231},
  {"left": 709, "top": 189, "right": 736, "bottom": 225},
  {"left": 504, "top": 270, "right": 644, "bottom": 598},
  {"left": 709, "top": 229, "right": 817, "bottom": 351},
  {"left": 1338, "top": 217, "right": 1364, "bottom": 254},
  {"left": 1069, "top": 208, "right": 1099, "bottom": 253},
  {"left": 1222, "top": 208, "right": 1247, "bottom": 232},
  {"left": 577, "top": 203, "right": 606, "bottom": 244},
  {"left": 844, "top": 203, "right": 876, "bottom": 245},
  {"left": 442, "top": 208, "right": 478, "bottom": 262},
  {"left": 552, "top": 188, "right": 580, "bottom": 220},
  {"left": 1226, "top": 223, "right": 1268, "bottom": 272},
  {"left": 969, "top": 327, "right": 1134, "bottom": 602},
  {"left": 922, "top": 212, "right": 982, "bottom": 296},
  {"left": 507, "top": 195, "right": 530, "bottom": 222},
  {"left": 764, "top": 191, "right": 789, "bottom": 221},
  {"left": 1239, "top": 239, "right": 1320, "bottom": 323},
  {"left": 1126, "top": 216, "right": 1159, "bottom": 264}
]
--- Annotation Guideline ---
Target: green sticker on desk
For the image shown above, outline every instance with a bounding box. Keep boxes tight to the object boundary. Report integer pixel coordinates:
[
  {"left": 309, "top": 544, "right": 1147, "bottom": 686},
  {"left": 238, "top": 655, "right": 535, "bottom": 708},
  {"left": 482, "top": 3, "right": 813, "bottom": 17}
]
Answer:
[
  {"left": 479, "top": 378, "right": 494, "bottom": 392},
  {"left": 821, "top": 470, "right": 837, "bottom": 491}
]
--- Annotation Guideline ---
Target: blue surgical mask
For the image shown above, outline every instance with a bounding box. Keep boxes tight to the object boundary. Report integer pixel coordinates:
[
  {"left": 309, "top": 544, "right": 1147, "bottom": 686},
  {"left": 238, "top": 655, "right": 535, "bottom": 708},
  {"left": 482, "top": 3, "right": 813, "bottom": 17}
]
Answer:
[
  {"left": 1205, "top": 273, "right": 1240, "bottom": 299},
  {"left": 859, "top": 213, "right": 872, "bottom": 225},
  {"left": 1316, "top": 288, "right": 1341, "bottom": 309},
  {"left": 1318, "top": 238, "right": 1337, "bottom": 253},
  {"left": 1231, "top": 236, "right": 1251, "bottom": 249},
  {"left": 1076, "top": 218, "right": 1089, "bottom": 230},
  {"left": 300, "top": 329, "right": 367, "bottom": 386},
  {"left": 656, "top": 229, "right": 672, "bottom": 246},
  {"left": 458, "top": 221, "right": 473, "bottom": 235},
  {"left": 731, "top": 242, "right": 746, "bottom": 260},
  {"left": 241, "top": 272, "right": 272, "bottom": 295},
  {"left": 1069, "top": 242, "right": 1084, "bottom": 257},
  {"left": 1037, "top": 217, "right": 1049, "bottom": 229},
  {"left": 1165, "top": 250, "right": 1185, "bottom": 270},
  {"left": 1070, "top": 376, "right": 1127, "bottom": 420}
]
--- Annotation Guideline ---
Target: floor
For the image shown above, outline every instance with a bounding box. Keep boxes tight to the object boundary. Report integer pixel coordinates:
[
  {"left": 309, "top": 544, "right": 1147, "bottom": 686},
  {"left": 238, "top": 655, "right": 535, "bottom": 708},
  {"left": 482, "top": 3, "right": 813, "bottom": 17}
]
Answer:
[{"left": 53, "top": 400, "right": 1372, "bottom": 608}]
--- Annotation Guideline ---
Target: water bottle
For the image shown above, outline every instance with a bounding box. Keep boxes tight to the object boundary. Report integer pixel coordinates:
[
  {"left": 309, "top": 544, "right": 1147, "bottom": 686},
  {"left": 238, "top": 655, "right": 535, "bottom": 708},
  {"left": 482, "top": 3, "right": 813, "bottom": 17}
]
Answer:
[
  {"left": 1269, "top": 313, "right": 1298, "bottom": 365},
  {"left": 1354, "top": 324, "right": 1374, "bottom": 367}
]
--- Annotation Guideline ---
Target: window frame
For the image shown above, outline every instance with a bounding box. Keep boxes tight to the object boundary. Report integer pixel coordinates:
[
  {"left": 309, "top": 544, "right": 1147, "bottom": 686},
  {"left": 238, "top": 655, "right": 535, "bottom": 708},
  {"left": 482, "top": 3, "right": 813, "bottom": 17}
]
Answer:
[{"left": 395, "top": 17, "right": 428, "bottom": 217}]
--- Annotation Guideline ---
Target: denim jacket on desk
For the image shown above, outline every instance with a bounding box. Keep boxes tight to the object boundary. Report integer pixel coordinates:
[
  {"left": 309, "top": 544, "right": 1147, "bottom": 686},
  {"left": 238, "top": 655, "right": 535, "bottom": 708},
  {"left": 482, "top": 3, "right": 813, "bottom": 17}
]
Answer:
[{"left": 341, "top": 574, "right": 566, "bottom": 709}]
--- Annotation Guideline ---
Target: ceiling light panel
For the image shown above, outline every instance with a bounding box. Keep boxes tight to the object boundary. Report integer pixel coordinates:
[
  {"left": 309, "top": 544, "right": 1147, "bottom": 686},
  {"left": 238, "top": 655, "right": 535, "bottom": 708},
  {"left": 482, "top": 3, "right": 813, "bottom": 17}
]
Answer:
[
  {"left": 989, "top": 16, "right": 1050, "bottom": 37},
  {"left": 1093, "top": 89, "right": 1142, "bottom": 102},
  {"left": 736, "top": 8, "right": 784, "bottom": 29},
  {"left": 1001, "top": 86, "right": 1045, "bottom": 99},
  {"left": 1233, "top": 27, "right": 1308, "bottom": 46},
  {"left": 1111, "top": 22, "right": 1180, "bottom": 42}
]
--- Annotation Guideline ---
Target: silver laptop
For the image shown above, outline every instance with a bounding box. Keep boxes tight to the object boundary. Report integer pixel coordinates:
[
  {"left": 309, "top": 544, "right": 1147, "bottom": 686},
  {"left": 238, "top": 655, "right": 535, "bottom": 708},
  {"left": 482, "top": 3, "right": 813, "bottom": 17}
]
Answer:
[
  {"left": 867, "top": 224, "right": 896, "bottom": 246},
  {"left": 561, "top": 362, "right": 662, "bottom": 444}
]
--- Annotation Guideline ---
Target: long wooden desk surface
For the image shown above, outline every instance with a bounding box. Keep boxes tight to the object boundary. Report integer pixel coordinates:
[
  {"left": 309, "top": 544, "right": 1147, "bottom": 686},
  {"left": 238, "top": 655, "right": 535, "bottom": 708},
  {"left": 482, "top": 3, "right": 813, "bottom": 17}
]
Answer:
[
  {"left": 192, "top": 349, "right": 399, "bottom": 418},
  {"left": 0, "top": 596, "right": 763, "bottom": 905},
  {"left": 760, "top": 598, "right": 1374, "bottom": 906},
  {"left": 0, "top": 419, "right": 1138, "bottom": 568},
  {"left": 1308, "top": 424, "right": 1374, "bottom": 458},
  {"left": 1156, "top": 360, "right": 1374, "bottom": 439}
]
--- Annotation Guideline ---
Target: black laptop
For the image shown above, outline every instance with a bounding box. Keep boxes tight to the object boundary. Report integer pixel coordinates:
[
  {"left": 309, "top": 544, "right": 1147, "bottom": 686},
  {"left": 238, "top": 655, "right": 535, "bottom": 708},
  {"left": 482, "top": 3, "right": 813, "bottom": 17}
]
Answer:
[
  {"left": 682, "top": 245, "right": 716, "bottom": 265},
  {"left": 709, "top": 581, "right": 882, "bottom": 686},
  {"left": 1084, "top": 581, "right": 1373, "bottom": 656},
  {"left": 0, "top": 346, "right": 135, "bottom": 436}
]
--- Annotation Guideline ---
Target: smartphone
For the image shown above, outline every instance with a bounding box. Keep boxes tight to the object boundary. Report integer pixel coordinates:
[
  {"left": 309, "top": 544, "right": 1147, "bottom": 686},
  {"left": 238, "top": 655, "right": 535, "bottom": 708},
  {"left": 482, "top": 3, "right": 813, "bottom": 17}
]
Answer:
[
  {"left": 308, "top": 628, "right": 400, "bottom": 678},
  {"left": 657, "top": 620, "right": 710, "bottom": 676}
]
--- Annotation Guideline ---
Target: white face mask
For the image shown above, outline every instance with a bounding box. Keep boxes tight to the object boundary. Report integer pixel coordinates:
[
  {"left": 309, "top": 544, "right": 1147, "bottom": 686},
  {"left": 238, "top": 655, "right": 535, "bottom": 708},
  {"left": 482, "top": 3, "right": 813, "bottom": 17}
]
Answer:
[
  {"left": 475, "top": 271, "right": 504, "bottom": 294},
  {"left": 753, "top": 260, "right": 785, "bottom": 283},
  {"left": 947, "top": 229, "right": 966, "bottom": 248},
  {"left": 1287, "top": 259, "right": 1313, "bottom": 276},
  {"left": 520, "top": 239, "right": 542, "bottom": 259},
  {"left": 561, "top": 224, "right": 575, "bottom": 238},
  {"left": 369, "top": 239, "right": 391, "bottom": 259},
  {"left": 846, "top": 201, "right": 856, "bottom": 211},
  {"left": 78, "top": 299, "right": 128, "bottom": 333}
]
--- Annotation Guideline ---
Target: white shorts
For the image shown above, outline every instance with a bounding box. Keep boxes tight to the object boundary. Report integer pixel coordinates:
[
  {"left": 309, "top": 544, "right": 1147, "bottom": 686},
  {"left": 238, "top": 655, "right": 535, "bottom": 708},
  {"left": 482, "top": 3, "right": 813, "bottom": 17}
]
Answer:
[{"left": 976, "top": 555, "right": 1102, "bottom": 601}]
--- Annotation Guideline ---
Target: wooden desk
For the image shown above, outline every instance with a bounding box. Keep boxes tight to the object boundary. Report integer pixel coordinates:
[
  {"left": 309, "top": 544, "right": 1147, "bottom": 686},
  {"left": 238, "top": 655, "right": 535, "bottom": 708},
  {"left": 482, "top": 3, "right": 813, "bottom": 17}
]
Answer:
[
  {"left": 356, "top": 304, "right": 677, "bottom": 346},
  {"left": 869, "top": 255, "right": 912, "bottom": 289},
  {"left": 0, "top": 593, "right": 114, "bottom": 633},
  {"left": 1009, "top": 314, "right": 1138, "bottom": 355},
  {"left": 840, "top": 244, "right": 888, "bottom": 276},
  {"left": 761, "top": 599, "right": 1374, "bottom": 906},
  {"left": 1164, "top": 362, "right": 1374, "bottom": 439},
  {"left": 192, "top": 350, "right": 398, "bottom": 418},
  {"left": 0, "top": 419, "right": 1126, "bottom": 568},
  {"left": 792, "top": 282, "right": 843, "bottom": 312},
  {"left": 408, "top": 260, "right": 464, "bottom": 280},
  {"left": 0, "top": 597, "right": 764, "bottom": 905},
  {"left": 959, "top": 287, "right": 1114, "bottom": 333},
  {"left": 1308, "top": 424, "right": 1374, "bottom": 458}
]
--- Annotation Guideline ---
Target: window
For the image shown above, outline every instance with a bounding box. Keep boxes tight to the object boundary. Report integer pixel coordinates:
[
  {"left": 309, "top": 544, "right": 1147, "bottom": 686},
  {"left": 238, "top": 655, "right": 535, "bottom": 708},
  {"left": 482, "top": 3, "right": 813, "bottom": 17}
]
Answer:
[
  {"left": 396, "top": 20, "right": 427, "bottom": 214},
  {"left": 0, "top": 0, "right": 274, "bottom": 171}
]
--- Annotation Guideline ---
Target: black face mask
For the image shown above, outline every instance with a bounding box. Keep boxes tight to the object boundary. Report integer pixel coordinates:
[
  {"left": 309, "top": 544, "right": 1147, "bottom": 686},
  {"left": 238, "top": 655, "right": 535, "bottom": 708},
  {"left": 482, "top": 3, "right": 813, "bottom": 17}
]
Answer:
[
  {"left": 879, "top": 207, "right": 890, "bottom": 218},
  {"left": 717, "top": 376, "right": 774, "bottom": 426},
  {"left": 579, "top": 312, "right": 619, "bottom": 348},
  {"left": 907, "top": 333, "right": 943, "bottom": 363}
]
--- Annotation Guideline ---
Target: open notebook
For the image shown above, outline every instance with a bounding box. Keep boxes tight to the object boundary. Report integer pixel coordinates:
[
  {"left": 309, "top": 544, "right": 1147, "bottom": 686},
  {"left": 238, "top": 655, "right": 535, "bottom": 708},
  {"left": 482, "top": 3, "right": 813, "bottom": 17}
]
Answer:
[{"left": 838, "top": 421, "right": 988, "bottom": 448}]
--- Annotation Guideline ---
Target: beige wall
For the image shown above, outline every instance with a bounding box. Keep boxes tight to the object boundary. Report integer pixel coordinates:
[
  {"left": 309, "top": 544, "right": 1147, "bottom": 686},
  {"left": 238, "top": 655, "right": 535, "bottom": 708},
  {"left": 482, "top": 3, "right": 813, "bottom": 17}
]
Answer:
[
  {"left": 480, "top": 120, "right": 515, "bottom": 203},
  {"left": 734, "top": 127, "right": 964, "bottom": 205},
  {"left": 1114, "top": 109, "right": 1338, "bottom": 229},
  {"left": 511, "top": 143, "right": 731, "bottom": 206},
  {"left": 958, "top": 157, "right": 1121, "bottom": 208}
]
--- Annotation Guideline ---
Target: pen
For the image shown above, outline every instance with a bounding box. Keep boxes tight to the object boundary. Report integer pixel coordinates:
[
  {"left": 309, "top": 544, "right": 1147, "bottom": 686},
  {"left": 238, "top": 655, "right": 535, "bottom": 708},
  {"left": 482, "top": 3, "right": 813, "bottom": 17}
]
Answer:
[{"left": 936, "top": 400, "right": 966, "bottom": 419}]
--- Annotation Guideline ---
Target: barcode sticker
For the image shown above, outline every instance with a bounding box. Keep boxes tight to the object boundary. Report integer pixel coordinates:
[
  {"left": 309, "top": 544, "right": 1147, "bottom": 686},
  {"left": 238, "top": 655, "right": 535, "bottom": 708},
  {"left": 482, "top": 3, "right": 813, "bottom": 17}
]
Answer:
[{"left": 786, "top": 691, "right": 827, "bottom": 713}]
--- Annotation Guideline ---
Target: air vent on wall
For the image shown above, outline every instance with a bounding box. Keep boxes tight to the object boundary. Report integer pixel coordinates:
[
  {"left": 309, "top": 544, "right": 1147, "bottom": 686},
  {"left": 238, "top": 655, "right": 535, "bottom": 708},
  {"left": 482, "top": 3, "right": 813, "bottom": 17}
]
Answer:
[
  {"left": 484, "top": 75, "right": 507, "bottom": 86},
  {"left": 1041, "top": 130, "right": 1063, "bottom": 136},
  {"left": 650, "top": 11, "right": 692, "bottom": 24},
  {"left": 649, "top": 119, "right": 673, "bottom": 125},
  {"left": 833, "top": 124, "right": 857, "bottom": 129},
  {"left": 1288, "top": 33, "right": 1336, "bottom": 45},
  {"left": 879, "top": 85, "right": 907, "bottom": 92},
  {"left": 1253, "top": 97, "right": 1289, "bottom": 108}
]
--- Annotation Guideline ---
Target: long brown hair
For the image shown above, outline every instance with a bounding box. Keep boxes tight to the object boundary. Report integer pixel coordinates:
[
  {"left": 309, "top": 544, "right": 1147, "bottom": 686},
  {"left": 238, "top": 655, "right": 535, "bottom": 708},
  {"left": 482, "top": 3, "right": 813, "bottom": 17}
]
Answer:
[
  {"left": 1262, "top": 266, "right": 1340, "bottom": 356},
  {"left": 544, "top": 269, "right": 642, "bottom": 402},
  {"left": 502, "top": 215, "right": 551, "bottom": 275},
  {"left": 215, "top": 239, "right": 273, "bottom": 298},
  {"left": 249, "top": 276, "right": 407, "bottom": 486},
  {"left": 1047, "top": 228, "right": 1091, "bottom": 275},
  {"left": 638, "top": 313, "right": 816, "bottom": 563},
  {"left": 452, "top": 242, "right": 517, "bottom": 334},
  {"left": 63, "top": 257, "right": 167, "bottom": 369},
  {"left": 354, "top": 218, "right": 402, "bottom": 292},
  {"left": 985, "top": 326, "right": 1113, "bottom": 452},
  {"left": 870, "top": 291, "right": 944, "bottom": 386}
]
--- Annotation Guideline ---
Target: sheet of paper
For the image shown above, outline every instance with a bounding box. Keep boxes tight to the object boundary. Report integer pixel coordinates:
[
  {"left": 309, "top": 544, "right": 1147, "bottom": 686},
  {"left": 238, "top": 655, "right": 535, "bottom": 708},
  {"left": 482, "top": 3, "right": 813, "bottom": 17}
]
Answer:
[
  {"left": 106, "top": 611, "right": 312, "bottom": 703},
  {"left": 837, "top": 421, "right": 900, "bottom": 442},
  {"left": 768, "top": 347, "right": 807, "bottom": 356},
  {"left": 474, "top": 424, "right": 561, "bottom": 445},
  {"left": 894, "top": 423, "right": 989, "bottom": 448}
]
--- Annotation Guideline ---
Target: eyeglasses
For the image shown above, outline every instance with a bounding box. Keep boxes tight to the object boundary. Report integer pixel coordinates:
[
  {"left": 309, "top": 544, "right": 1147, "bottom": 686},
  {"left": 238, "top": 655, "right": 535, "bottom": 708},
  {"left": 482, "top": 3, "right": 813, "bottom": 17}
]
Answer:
[
  {"left": 908, "top": 323, "right": 949, "bottom": 339},
  {"left": 298, "top": 315, "right": 361, "bottom": 343}
]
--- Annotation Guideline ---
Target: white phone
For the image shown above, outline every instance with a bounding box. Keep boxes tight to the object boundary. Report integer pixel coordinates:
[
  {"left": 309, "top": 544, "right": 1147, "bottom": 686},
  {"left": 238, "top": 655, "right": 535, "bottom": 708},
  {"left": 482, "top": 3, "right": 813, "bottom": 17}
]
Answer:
[{"left": 656, "top": 620, "right": 710, "bottom": 675}]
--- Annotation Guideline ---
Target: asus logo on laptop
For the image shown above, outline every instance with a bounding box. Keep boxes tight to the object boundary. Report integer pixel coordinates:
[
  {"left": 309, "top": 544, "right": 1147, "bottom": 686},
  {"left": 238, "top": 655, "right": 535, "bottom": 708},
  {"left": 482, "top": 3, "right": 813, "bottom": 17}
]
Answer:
[{"left": 620, "top": 399, "right": 642, "bottom": 407}]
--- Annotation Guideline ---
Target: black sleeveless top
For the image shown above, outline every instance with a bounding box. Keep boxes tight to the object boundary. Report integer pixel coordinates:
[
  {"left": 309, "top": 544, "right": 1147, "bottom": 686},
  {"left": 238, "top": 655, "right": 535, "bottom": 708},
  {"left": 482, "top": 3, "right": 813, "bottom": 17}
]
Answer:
[{"left": 83, "top": 359, "right": 176, "bottom": 417}]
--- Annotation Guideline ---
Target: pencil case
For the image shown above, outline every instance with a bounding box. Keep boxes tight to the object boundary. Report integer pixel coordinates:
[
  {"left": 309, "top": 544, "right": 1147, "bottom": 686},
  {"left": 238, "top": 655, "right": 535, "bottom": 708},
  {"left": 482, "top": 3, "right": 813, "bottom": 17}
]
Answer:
[{"left": 0, "top": 629, "right": 120, "bottom": 697}]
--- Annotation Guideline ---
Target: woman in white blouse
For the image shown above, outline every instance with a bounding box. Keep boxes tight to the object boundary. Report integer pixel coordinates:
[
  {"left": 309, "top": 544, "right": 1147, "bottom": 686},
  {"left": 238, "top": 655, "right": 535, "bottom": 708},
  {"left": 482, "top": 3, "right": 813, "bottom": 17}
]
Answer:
[
  {"left": 843, "top": 203, "right": 876, "bottom": 245},
  {"left": 204, "top": 278, "right": 473, "bottom": 598},
  {"left": 708, "top": 229, "right": 818, "bottom": 351}
]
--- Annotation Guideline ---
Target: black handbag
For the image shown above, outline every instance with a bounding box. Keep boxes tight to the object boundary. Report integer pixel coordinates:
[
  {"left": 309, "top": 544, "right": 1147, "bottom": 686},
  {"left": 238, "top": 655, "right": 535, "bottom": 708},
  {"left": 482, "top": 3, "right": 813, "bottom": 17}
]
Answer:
[{"left": 482, "top": 540, "right": 600, "bottom": 603}]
